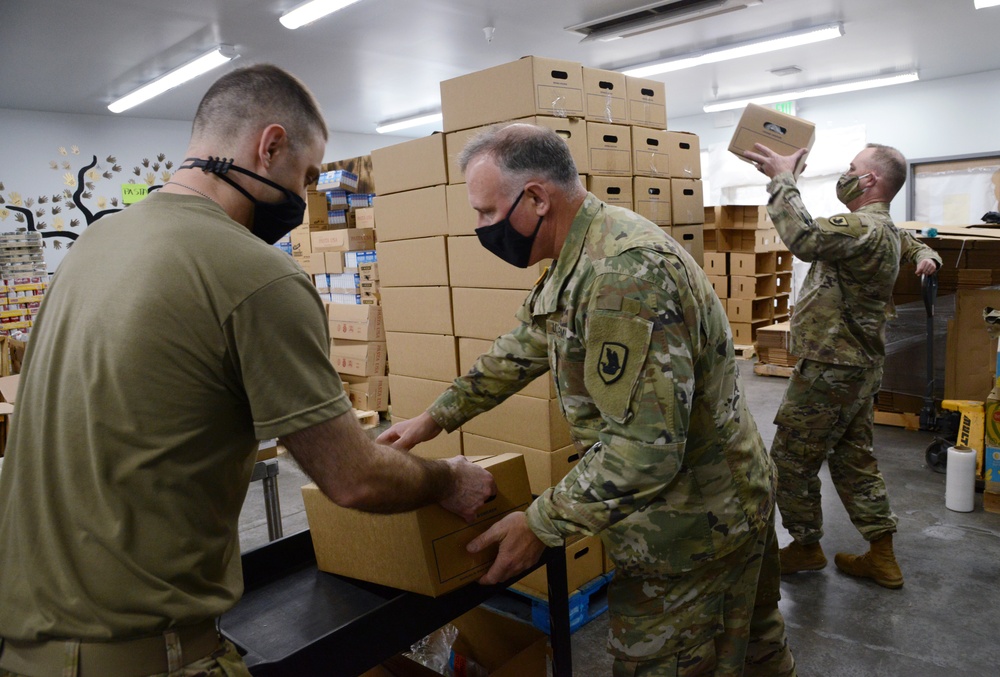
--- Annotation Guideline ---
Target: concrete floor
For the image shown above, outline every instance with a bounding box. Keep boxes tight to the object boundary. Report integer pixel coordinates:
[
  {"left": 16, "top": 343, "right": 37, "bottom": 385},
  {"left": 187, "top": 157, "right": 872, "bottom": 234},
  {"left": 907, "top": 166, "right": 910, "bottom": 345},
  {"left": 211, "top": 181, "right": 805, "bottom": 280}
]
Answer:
[{"left": 238, "top": 359, "right": 1000, "bottom": 676}]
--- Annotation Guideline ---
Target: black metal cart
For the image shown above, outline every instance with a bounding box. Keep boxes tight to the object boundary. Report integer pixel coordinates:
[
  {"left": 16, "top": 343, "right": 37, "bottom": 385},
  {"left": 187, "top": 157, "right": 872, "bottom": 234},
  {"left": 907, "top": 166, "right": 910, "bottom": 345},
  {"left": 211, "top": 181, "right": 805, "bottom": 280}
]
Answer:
[{"left": 221, "top": 529, "right": 574, "bottom": 676}]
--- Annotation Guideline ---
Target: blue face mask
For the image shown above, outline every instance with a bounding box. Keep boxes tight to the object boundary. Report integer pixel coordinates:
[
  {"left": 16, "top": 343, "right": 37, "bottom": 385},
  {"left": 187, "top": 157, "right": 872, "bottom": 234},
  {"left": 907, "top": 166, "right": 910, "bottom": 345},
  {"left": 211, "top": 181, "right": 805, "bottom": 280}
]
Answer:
[
  {"left": 180, "top": 157, "right": 306, "bottom": 244},
  {"left": 474, "top": 189, "right": 543, "bottom": 268}
]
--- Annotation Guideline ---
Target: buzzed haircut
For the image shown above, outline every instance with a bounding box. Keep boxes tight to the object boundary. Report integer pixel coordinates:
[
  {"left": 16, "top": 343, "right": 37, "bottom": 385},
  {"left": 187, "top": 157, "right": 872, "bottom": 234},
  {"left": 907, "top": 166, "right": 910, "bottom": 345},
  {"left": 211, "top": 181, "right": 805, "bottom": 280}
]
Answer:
[
  {"left": 192, "top": 64, "right": 328, "bottom": 151},
  {"left": 866, "top": 143, "right": 907, "bottom": 200},
  {"left": 459, "top": 123, "right": 581, "bottom": 194}
]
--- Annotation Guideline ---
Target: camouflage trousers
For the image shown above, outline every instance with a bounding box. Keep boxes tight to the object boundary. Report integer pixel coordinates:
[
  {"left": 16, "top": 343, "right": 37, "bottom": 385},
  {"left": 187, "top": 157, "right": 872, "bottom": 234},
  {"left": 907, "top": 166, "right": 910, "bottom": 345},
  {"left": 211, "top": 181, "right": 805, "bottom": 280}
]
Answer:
[
  {"left": 0, "top": 638, "right": 250, "bottom": 677},
  {"left": 772, "top": 358, "right": 898, "bottom": 545},
  {"left": 608, "top": 513, "right": 796, "bottom": 677}
]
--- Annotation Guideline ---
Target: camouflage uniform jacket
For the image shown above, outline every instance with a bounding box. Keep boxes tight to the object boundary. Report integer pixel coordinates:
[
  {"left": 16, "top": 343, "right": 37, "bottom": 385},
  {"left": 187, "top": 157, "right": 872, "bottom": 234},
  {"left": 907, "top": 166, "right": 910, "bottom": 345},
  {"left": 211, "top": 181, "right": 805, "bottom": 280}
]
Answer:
[
  {"left": 428, "top": 193, "right": 775, "bottom": 576},
  {"left": 767, "top": 172, "right": 942, "bottom": 367}
]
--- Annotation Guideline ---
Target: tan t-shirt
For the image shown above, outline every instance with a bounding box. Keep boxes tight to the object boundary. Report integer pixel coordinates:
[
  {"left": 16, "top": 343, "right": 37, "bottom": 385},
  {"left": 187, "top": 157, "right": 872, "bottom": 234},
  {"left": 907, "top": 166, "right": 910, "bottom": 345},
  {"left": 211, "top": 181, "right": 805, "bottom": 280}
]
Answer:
[{"left": 0, "top": 193, "right": 351, "bottom": 640}]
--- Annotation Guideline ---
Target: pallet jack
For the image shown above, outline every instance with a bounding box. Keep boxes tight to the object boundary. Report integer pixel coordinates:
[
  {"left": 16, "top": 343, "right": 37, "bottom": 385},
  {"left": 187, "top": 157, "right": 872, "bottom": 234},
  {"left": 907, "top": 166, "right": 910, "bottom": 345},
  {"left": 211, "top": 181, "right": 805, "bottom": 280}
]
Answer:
[{"left": 919, "top": 273, "right": 989, "bottom": 481}]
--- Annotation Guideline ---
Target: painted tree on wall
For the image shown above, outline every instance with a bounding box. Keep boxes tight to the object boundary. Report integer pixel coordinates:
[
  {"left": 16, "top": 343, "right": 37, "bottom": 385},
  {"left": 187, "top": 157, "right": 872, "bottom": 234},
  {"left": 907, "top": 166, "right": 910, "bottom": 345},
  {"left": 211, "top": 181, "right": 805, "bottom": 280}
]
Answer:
[{"left": 0, "top": 146, "right": 176, "bottom": 252}]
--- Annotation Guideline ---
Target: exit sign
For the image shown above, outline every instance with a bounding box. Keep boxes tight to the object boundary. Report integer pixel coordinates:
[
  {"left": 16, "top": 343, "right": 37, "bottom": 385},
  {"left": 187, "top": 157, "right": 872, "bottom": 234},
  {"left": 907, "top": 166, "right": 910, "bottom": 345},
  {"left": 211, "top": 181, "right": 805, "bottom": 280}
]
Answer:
[{"left": 773, "top": 101, "right": 796, "bottom": 116}]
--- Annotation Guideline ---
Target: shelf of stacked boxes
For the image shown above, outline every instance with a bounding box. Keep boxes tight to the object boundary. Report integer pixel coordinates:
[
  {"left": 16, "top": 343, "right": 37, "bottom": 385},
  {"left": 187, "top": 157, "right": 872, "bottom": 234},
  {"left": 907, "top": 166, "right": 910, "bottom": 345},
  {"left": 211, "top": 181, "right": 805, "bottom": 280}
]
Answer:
[
  {"left": 702, "top": 205, "right": 792, "bottom": 348},
  {"left": 282, "top": 160, "right": 388, "bottom": 415}
]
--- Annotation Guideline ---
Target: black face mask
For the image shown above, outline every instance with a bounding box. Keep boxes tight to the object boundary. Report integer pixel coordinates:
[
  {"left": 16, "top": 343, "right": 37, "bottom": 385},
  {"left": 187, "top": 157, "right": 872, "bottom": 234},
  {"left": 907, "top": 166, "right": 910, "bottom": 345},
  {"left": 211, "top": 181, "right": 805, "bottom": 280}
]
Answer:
[
  {"left": 180, "top": 157, "right": 306, "bottom": 244},
  {"left": 475, "top": 189, "right": 543, "bottom": 269}
]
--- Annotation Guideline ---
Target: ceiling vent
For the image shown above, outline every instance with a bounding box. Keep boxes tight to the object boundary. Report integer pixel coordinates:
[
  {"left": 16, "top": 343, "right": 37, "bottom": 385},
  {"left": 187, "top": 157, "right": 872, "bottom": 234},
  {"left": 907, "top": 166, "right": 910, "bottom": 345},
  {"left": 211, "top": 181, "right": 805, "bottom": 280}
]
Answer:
[{"left": 566, "top": 0, "right": 756, "bottom": 42}]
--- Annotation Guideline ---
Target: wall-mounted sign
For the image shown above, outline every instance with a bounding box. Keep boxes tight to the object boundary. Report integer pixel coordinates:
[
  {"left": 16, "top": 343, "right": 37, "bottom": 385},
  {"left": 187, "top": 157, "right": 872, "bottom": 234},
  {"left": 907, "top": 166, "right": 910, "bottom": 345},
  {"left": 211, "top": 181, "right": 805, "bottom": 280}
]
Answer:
[{"left": 121, "top": 183, "right": 148, "bottom": 205}]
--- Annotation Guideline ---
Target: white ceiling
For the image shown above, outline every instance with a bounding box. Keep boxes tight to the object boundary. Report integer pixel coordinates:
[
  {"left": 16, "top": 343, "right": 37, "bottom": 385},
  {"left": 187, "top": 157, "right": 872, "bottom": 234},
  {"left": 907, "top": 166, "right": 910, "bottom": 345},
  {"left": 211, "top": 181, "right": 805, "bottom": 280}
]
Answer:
[{"left": 2, "top": 0, "right": 999, "bottom": 139}]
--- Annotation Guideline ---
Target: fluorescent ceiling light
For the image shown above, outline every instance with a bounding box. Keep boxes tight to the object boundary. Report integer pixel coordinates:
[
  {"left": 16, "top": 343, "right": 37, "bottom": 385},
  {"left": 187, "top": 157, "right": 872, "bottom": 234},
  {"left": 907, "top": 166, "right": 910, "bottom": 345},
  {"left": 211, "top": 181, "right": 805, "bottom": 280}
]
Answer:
[
  {"left": 280, "top": 0, "right": 364, "bottom": 29},
  {"left": 622, "top": 23, "right": 844, "bottom": 77},
  {"left": 375, "top": 112, "right": 443, "bottom": 135},
  {"left": 975, "top": 0, "right": 1000, "bottom": 9},
  {"left": 108, "top": 46, "right": 237, "bottom": 114},
  {"left": 703, "top": 71, "right": 919, "bottom": 112}
]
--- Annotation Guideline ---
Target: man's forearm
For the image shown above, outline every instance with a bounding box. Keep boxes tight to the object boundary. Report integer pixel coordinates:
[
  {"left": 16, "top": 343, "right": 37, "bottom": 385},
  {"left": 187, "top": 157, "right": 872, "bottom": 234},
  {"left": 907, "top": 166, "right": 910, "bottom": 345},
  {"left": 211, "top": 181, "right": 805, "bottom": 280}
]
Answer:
[{"left": 282, "top": 414, "right": 454, "bottom": 513}]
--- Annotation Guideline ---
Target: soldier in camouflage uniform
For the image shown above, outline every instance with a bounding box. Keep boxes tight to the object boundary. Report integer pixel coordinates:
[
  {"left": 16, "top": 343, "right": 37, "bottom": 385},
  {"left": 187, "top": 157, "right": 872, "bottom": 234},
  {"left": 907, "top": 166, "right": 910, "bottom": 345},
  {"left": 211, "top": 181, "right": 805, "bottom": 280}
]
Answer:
[
  {"left": 380, "top": 124, "right": 796, "bottom": 676},
  {"left": 744, "top": 143, "right": 941, "bottom": 590}
]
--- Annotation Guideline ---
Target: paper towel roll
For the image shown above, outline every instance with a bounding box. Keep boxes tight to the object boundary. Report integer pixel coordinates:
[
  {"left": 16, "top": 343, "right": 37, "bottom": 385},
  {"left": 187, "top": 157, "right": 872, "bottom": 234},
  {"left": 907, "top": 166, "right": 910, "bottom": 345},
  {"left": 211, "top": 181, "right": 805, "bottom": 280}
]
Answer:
[{"left": 946, "top": 445, "right": 977, "bottom": 512}]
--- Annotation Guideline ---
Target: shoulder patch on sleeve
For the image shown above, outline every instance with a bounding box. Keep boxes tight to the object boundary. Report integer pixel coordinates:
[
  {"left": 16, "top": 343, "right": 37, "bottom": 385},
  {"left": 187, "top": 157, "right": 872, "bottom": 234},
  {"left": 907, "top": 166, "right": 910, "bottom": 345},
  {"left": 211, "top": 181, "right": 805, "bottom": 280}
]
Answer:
[
  {"left": 584, "top": 310, "right": 652, "bottom": 422},
  {"left": 818, "top": 213, "right": 866, "bottom": 237}
]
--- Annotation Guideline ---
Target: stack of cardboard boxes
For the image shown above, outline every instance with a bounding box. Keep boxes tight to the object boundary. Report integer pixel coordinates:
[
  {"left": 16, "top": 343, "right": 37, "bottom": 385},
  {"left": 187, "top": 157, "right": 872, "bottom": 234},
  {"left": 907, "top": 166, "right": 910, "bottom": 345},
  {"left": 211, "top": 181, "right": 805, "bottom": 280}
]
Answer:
[
  {"left": 702, "top": 205, "right": 792, "bottom": 347},
  {"left": 287, "top": 166, "right": 388, "bottom": 414},
  {"left": 370, "top": 134, "right": 463, "bottom": 457}
]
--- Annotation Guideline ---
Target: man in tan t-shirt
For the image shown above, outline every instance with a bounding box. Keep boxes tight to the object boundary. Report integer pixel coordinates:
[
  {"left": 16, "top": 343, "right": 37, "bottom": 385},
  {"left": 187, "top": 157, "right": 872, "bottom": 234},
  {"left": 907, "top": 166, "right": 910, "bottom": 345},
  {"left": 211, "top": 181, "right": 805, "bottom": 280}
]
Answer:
[{"left": 0, "top": 65, "right": 495, "bottom": 677}]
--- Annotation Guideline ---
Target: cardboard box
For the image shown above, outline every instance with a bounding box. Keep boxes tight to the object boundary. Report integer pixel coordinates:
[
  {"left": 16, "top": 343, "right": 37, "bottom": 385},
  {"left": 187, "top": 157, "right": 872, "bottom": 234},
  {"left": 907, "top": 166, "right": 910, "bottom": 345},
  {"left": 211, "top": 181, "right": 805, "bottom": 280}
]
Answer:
[
  {"left": 703, "top": 252, "right": 728, "bottom": 276},
  {"left": 371, "top": 134, "right": 449, "bottom": 195},
  {"left": 583, "top": 67, "right": 627, "bottom": 123},
  {"left": 323, "top": 251, "right": 346, "bottom": 274},
  {"left": 329, "top": 339, "right": 387, "bottom": 377},
  {"left": 944, "top": 290, "right": 1000, "bottom": 401},
  {"left": 381, "top": 286, "right": 454, "bottom": 335},
  {"left": 631, "top": 127, "right": 671, "bottom": 177},
  {"left": 291, "top": 226, "right": 312, "bottom": 256},
  {"left": 296, "top": 253, "right": 326, "bottom": 276},
  {"left": 670, "top": 179, "right": 705, "bottom": 226},
  {"left": 707, "top": 274, "right": 729, "bottom": 299},
  {"left": 342, "top": 374, "right": 390, "bottom": 412},
  {"left": 373, "top": 186, "right": 449, "bottom": 242},
  {"left": 463, "top": 433, "right": 579, "bottom": 495},
  {"left": 730, "top": 252, "right": 777, "bottom": 276},
  {"left": 440, "top": 56, "right": 584, "bottom": 133},
  {"left": 729, "top": 103, "right": 815, "bottom": 173},
  {"left": 632, "top": 177, "right": 672, "bottom": 226},
  {"left": 665, "top": 131, "right": 702, "bottom": 179},
  {"left": 452, "top": 288, "right": 527, "bottom": 340},
  {"left": 459, "top": 337, "right": 556, "bottom": 400},
  {"left": 355, "top": 207, "right": 376, "bottom": 231},
  {"left": 386, "top": 332, "right": 459, "bottom": 381},
  {"left": 328, "top": 303, "right": 385, "bottom": 342},
  {"left": 302, "top": 453, "right": 532, "bottom": 596},
  {"left": 726, "top": 298, "right": 773, "bottom": 324},
  {"left": 375, "top": 236, "right": 450, "bottom": 287},
  {"left": 625, "top": 76, "right": 667, "bottom": 129},
  {"left": 387, "top": 374, "right": 452, "bottom": 420},
  {"left": 515, "top": 116, "right": 590, "bottom": 174},
  {"left": 447, "top": 235, "right": 549, "bottom": 290},
  {"left": 730, "top": 275, "right": 777, "bottom": 300},
  {"left": 0, "top": 373, "right": 18, "bottom": 455},
  {"left": 586, "top": 122, "right": 632, "bottom": 176},
  {"left": 730, "top": 323, "right": 754, "bottom": 346},
  {"left": 310, "top": 228, "right": 376, "bottom": 253},
  {"left": 375, "top": 607, "right": 547, "bottom": 677},
  {"left": 587, "top": 175, "right": 633, "bottom": 209},
  {"left": 511, "top": 534, "right": 603, "bottom": 598},
  {"left": 667, "top": 225, "right": 704, "bottom": 267},
  {"left": 447, "top": 117, "right": 591, "bottom": 181},
  {"left": 447, "top": 183, "right": 478, "bottom": 236},
  {"left": 462, "top": 394, "right": 572, "bottom": 451},
  {"left": 391, "top": 416, "right": 464, "bottom": 459}
]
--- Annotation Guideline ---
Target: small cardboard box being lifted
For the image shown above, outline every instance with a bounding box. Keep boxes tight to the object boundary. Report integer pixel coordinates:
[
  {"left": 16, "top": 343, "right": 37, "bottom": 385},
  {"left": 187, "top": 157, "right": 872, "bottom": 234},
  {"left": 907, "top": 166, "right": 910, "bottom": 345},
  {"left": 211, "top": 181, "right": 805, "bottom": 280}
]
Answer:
[
  {"left": 729, "top": 103, "right": 815, "bottom": 173},
  {"left": 302, "top": 453, "right": 532, "bottom": 596}
]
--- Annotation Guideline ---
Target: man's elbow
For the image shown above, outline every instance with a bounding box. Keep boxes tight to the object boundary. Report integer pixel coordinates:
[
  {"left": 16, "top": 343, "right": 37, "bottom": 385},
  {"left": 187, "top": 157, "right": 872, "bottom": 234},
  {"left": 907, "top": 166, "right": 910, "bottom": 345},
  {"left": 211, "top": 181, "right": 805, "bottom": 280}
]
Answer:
[{"left": 322, "top": 482, "right": 383, "bottom": 511}]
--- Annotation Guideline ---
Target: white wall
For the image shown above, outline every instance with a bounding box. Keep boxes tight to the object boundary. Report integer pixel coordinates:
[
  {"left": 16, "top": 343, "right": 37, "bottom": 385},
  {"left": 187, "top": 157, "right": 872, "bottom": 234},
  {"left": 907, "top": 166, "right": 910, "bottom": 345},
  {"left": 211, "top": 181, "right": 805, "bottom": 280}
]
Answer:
[
  {"left": 669, "top": 69, "right": 1000, "bottom": 223},
  {"left": 0, "top": 107, "right": 403, "bottom": 269}
]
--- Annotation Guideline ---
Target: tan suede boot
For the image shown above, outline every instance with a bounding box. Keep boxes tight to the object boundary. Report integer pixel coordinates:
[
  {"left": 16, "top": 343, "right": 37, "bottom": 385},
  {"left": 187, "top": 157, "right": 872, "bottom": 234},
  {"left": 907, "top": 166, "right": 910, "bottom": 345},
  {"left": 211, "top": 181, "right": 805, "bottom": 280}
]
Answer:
[
  {"left": 778, "top": 541, "right": 827, "bottom": 574},
  {"left": 834, "top": 534, "right": 904, "bottom": 589}
]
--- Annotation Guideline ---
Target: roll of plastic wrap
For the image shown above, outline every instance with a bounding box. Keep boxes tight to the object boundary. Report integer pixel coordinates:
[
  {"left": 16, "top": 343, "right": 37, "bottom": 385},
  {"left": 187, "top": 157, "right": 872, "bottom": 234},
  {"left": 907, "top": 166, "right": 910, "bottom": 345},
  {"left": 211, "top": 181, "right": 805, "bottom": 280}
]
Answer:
[{"left": 945, "top": 445, "right": 977, "bottom": 512}]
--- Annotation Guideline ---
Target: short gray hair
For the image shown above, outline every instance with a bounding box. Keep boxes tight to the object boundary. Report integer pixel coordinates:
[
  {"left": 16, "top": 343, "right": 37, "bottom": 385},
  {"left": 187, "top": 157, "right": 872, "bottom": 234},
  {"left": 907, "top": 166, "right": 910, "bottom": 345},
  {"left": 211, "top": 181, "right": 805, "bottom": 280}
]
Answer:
[
  {"left": 459, "top": 123, "right": 580, "bottom": 194},
  {"left": 865, "top": 143, "right": 907, "bottom": 200}
]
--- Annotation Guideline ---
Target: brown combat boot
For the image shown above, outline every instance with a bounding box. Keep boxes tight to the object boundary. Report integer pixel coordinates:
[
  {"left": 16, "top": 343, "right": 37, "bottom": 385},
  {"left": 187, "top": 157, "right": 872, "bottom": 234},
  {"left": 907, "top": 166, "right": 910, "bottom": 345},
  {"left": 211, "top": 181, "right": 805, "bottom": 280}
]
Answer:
[
  {"left": 834, "top": 534, "right": 904, "bottom": 589},
  {"left": 778, "top": 541, "right": 827, "bottom": 574}
]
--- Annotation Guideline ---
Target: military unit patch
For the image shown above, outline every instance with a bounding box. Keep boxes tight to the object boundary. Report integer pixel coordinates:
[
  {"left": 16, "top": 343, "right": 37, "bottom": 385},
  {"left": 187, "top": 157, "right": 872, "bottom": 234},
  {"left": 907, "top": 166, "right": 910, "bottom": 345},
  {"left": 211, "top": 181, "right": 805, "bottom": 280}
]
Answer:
[{"left": 599, "top": 342, "right": 628, "bottom": 384}]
